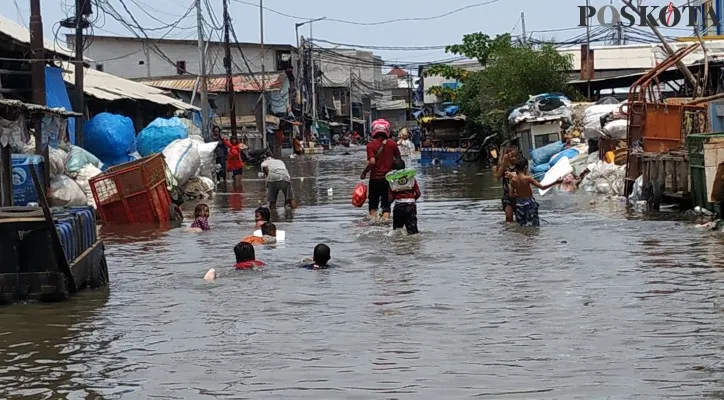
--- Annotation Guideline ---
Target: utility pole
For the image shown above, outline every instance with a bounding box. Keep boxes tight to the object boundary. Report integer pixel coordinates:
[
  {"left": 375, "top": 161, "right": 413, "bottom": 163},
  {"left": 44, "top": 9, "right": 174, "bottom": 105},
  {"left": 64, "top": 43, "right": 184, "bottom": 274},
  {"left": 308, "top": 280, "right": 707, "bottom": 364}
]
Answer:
[
  {"left": 521, "top": 12, "right": 527, "bottom": 47},
  {"left": 295, "top": 23, "right": 302, "bottom": 118},
  {"left": 223, "top": 0, "right": 237, "bottom": 139},
  {"left": 310, "top": 23, "right": 316, "bottom": 127},
  {"left": 260, "top": 0, "right": 267, "bottom": 149},
  {"left": 196, "top": 0, "right": 209, "bottom": 141},
  {"left": 74, "top": 0, "right": 85, "bottom": 147},
  {"left": 349, "top": 70, "right": 353, "bottom": 133},
  {"left": 30, "top": 0, "right": 48, "bottom": 195},
  {"left": 585, "top": 0, "right": 591, "bottom": 99}
]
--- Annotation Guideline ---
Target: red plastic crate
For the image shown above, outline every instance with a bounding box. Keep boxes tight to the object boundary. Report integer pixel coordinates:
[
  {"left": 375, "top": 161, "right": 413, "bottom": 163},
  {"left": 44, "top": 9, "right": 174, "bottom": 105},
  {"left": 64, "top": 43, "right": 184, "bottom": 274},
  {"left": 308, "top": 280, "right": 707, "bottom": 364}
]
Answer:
[{"left": 89, "top": 154, "right": 172, "bottom": 225}]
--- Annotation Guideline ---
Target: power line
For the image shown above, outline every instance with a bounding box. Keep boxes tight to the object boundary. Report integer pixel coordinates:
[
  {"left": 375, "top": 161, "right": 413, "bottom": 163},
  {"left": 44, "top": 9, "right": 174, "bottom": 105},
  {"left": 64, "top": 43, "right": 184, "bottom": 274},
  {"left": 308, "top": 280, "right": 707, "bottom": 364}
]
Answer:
[
  {"left": 311, "top": 38, "right": 447, "bottom": 51},
  {"left": 231, "top": 0, "right": 503, "bottom": 26}
]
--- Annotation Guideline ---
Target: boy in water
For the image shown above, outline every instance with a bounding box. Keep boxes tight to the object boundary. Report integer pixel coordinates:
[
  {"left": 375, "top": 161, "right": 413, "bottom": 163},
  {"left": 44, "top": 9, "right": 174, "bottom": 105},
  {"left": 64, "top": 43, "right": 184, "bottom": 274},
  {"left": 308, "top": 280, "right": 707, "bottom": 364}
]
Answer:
[
  {"left": 496, "top": 146, "right": 522, "bottom": 223},
  {"left": 300, "top": 244, "right": 331, "bottom": 270},
  {"left": 387, "top": 160, "right": 421, "bottom": 234},
  {"left": 234, "top": 241, "right": 265, "bottom": 270},
  {"left": 509, "top": 158, "right": 563, "bottom": 227},
  {"left": 242, "top": 222, "right": 277, "bottom": 245}
]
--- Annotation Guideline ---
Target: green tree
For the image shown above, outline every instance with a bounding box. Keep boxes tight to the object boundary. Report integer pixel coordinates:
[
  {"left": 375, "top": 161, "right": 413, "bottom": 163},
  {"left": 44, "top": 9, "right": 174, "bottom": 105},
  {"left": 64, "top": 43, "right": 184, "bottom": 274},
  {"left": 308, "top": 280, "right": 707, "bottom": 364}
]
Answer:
[{"left": 424, "top": 33, "right": 574, "bottom": 135}]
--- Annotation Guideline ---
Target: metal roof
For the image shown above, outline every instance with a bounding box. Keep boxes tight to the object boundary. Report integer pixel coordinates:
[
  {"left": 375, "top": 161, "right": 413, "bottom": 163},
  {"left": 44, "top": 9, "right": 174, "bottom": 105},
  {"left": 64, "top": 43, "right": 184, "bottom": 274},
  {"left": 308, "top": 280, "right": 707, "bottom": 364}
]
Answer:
[
  {"left": 0, "top": 13, "right": 74, "bottom": 58},
  {"left": 0, "top": 99, "right": 82, "bottom": 116},
  {"left": 60, "top": 61, "right": 198, "bottom": 111},
  {"left": 136, "top": 73, "right": 286, "bottom": 93}
]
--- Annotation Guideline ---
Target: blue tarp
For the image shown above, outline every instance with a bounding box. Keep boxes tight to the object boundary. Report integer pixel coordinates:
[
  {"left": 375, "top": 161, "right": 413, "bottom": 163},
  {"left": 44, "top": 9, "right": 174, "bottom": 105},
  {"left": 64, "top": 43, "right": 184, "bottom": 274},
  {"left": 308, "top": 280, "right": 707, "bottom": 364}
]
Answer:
[{"left": 45, "top": 66, "right": 75, "bottom": 144}]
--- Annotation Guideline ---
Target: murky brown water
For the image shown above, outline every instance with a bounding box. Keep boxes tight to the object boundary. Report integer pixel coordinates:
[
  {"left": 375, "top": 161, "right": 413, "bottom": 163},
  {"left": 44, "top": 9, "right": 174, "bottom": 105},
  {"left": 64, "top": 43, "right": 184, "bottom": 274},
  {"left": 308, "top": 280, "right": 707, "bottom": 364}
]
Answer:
[{"left": 1, "top": 150, "right": 724, "bottom": 399}]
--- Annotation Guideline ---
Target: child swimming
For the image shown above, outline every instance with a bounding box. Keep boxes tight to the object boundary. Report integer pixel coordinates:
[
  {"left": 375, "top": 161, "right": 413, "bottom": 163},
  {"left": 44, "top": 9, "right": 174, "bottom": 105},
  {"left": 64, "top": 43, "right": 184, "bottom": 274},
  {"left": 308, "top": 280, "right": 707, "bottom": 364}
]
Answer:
[
  {"left": 386, "top": 160, "right": 421, "bottom": 234},
  {"left": 509, "top": 158, "right": 563, "bottom": 227},
  {"left": 234, "top": 241, "right": 265, "bottom": 270},
  {"left": 300, "top": 244, "right": 331, "bottom": 270},
  {"left": 254, "top": 206, "right": 271, "bottom": 228},
  {"left": 242, "top": 222, "right": 277, "bottom": 245},
  {"left": 188, "top": 203, "right": 211, "bottom": 232}
]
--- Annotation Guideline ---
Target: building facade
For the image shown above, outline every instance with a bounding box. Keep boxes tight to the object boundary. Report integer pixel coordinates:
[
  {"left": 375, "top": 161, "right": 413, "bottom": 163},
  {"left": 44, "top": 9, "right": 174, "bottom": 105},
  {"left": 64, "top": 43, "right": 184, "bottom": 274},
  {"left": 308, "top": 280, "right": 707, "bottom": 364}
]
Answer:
[{"left": 66, "top": 35, "right": 297, "bottom": 80}]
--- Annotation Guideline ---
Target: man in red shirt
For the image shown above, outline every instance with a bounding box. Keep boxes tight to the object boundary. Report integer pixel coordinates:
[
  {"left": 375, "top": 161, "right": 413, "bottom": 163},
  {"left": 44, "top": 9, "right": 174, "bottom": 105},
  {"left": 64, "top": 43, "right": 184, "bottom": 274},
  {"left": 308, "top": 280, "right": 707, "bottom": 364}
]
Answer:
[{"left": 360, "top": 119, "right": 401, "bottom": 221}]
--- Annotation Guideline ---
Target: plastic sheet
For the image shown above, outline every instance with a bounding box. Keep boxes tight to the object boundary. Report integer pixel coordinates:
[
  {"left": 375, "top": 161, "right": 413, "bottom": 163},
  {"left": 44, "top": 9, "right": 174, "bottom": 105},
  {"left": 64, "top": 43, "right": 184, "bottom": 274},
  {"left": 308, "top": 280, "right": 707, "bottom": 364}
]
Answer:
[
  {"left": 531, "top": 163, "right": 551, "bottom": 174},
  {"left": 352, "top": 182, "right": 367, "bottom": 208},
  {"left": 65, "top": 145, "right": 102, "bottom": 173},
  {"left": 529, "top": 141, "right": 565, "bottom": 166},
  {"left": 45, "top": 66, "right": 75, "bottom": 144},
  {"left": 137, "top": 117, "right": 189, "bottom": 156},
  {"left": 549, "top": 149, "right": 580, "bottom": 166}
]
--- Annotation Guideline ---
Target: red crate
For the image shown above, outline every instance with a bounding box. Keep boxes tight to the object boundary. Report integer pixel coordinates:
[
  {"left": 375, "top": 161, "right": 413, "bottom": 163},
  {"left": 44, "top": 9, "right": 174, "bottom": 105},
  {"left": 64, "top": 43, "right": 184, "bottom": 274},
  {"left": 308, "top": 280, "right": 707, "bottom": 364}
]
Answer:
[{"left": 89, "top": 154, "right": 172, "bottom": 225}]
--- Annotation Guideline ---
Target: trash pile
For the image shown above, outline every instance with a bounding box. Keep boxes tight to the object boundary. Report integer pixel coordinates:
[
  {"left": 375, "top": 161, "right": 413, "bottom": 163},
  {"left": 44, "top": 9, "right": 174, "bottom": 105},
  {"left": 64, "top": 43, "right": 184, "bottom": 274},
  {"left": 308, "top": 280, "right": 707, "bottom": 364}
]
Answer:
[
  {"left": 528, "top": 141, "right": 573, "bottom": 181},
  {"left": 582, "top": 97, "right": 628, "bottom": 140},
  {"left": 508, "top": 93, "right": 573, "bottom": 126},
  {"left": 579, "top": 156, "right": 627, "bottom": 196},
  {"left": 13, "top": 114, "right": 219, "bottom": 210}
]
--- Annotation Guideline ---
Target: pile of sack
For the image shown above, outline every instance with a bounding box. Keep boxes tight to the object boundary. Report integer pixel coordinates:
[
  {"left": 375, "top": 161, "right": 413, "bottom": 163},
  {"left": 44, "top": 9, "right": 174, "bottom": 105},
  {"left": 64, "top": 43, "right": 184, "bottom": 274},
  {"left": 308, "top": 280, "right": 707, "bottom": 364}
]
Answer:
[
  {"left": 528, "top": 141, "right": 580, "bottom": 181},
  {"left": 508, "top": 93, "right": 573, "bottom": 126},
  {"left": 583, "top": 97, "right": 628, "bottom": 140},
  {"left": 579, "top": 158, "right": 626, "bottom": 196}
]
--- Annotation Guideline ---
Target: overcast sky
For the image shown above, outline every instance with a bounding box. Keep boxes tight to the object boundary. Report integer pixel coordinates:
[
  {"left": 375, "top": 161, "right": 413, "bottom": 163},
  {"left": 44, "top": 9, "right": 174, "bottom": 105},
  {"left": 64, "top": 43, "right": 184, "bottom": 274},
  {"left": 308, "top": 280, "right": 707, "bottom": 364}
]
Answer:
[{"left": 10, "top": 0, "right": 697, "bottom": 65}]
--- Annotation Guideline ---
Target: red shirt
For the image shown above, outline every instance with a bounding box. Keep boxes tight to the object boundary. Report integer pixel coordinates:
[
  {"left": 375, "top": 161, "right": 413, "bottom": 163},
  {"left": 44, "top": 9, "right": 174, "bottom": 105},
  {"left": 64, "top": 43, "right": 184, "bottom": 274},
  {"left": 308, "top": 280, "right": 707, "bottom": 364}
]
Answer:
[
  {"left": 366, "top": 138, "right": 401, "bottom": 179},
  {"left": 222, "top": 138, "right": 244, "bottom": 171},
  {"left": 235, "top": 260, "right": 265, "bottom": 270}
]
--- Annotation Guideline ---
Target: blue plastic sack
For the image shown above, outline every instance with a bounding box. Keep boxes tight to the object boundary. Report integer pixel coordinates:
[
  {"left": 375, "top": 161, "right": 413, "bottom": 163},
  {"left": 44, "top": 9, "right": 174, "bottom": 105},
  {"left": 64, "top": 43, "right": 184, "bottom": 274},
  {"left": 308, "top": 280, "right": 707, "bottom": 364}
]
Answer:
[
  {"left": 549, "top": 149, "right": 580, "bottom": 167},
  {"left": 531, "top": 163, "right": 551, "bottom": 174},
  {"left": 83, "top": 113, "right": 136, "bottom": 158},
  {"left": 529, "top": 141, "right": 565, "bottom": 166},
  {"left": 136, "top": 117, "right": 189, "bottom": 157}
]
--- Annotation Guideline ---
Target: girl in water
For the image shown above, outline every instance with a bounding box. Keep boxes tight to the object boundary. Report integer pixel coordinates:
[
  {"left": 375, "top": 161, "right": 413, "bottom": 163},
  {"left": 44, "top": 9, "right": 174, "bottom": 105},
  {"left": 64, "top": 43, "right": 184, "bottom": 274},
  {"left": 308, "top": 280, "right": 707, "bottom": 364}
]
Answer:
[{"left": 188, "top": 203, "right": 211, "bottom": 232}]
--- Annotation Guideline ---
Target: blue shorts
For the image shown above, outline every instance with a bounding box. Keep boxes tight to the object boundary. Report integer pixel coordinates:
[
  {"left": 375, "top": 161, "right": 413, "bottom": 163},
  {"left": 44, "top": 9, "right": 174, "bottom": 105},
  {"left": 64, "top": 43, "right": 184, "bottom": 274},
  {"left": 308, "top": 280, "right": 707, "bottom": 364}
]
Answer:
[{"left": 232, "top": 169, "right": 243, "bottom": 177}]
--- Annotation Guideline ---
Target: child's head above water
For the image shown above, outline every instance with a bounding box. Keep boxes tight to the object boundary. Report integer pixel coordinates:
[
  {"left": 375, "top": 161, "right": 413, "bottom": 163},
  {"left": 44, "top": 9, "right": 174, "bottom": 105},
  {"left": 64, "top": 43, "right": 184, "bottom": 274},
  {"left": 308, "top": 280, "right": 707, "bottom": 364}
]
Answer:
[
  {"left": 255, "top": 207, "right": 271, "bottom": 223},
  {"left": 234, "top": 241, "right": 256, "bottom": 263},
  {"left": 194, "top": 203, "right": 210, "bottom": 219},
  {"left": 261, "top": 221, "right": 277, "bottom": 237},
  {"left": 515, "top": 157, "right": 529, "bottom": 173},
  {"left": 313, "top": 244, "right": 331, "bottom": 267}
]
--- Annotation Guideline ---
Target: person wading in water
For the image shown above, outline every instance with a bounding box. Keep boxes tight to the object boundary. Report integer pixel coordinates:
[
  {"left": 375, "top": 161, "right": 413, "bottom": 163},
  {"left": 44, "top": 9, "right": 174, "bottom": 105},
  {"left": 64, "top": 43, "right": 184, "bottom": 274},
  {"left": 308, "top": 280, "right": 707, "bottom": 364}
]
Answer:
[
  {"left": 360, "top": 119, "right": 401, "bottom": 222},
  {"left": 495, "top": 145, "right": 522, "bottom": 224}
]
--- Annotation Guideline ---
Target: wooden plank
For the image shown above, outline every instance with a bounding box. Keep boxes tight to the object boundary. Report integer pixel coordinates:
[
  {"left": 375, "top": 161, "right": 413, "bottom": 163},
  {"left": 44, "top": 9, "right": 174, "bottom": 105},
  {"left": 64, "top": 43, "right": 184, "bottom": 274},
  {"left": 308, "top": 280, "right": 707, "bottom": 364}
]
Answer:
[
  {"left": 0, "top": 69, "right": 31, "bottom": 76},
  {"left": 0, "top": 88, "right": 30, "bottom": 93},
  {"left": 0, "top": 146, "right": 11, "bottom": 207}
]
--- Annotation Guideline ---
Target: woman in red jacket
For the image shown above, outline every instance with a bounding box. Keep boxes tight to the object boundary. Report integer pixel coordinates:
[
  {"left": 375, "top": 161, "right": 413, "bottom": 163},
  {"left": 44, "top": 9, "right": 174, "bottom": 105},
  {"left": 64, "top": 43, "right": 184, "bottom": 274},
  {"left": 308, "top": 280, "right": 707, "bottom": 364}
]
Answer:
[{"left": 222, "top": 136, "right": 245, "bottom": 185}]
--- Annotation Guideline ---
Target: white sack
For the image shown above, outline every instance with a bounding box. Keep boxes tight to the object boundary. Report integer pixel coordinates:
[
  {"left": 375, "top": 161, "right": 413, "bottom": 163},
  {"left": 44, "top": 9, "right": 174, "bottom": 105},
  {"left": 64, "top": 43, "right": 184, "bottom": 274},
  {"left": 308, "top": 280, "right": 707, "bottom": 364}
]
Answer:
[
  {"left": 49, "top": 175, "right": 87, "bottom": 207},
  {"left": 162, "top": 138, "right": 200, "bottom": 186}
]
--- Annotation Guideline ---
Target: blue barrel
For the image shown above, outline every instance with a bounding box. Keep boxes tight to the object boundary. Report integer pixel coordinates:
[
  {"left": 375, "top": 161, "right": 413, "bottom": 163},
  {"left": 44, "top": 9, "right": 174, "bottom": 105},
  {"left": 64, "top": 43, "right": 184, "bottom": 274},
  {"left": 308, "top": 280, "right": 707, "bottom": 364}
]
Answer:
[
  {"left": 58, "top": 216, "right": 78, "bottom": 261},
  {"left": 55, "top": 224, "right": 70, "bottom": 263},
  {"left": 70, "top": 206, "right": 95, "bottom": 251},
  {"left": 67, "top": 209, "right": 87, "bottom": 253}
]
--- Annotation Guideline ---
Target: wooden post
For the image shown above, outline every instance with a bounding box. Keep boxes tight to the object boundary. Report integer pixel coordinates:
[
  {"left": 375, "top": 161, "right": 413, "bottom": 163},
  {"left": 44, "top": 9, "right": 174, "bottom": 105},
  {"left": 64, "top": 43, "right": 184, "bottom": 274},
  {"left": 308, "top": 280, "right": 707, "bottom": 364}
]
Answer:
[{"left": 0, "top": 145, "right": 11, "bottom": 207}]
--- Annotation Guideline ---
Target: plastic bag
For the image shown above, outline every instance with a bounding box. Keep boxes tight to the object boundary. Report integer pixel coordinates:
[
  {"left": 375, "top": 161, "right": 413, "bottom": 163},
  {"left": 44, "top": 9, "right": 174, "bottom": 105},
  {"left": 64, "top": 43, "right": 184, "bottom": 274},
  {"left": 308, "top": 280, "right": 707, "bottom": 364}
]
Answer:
[
  {"left": 549, "top": 148, "right": 580, "bottom": 167},
  {"left": 48, "top": 147, "right": 67, "bottom": 178},
  {"left": 49, "top": 175, "right": 87, "bottom": 207},
  {"left": 83, "top": 112, "right": 136, "bottom": 157},
  {"left": 136, "top": 117, "right": 189, "bottom": 156},
  {"left": 352, "top": 182, "right": 367, "bottom": 208},
  {"left": 603, "top": 119, "right": 628, "bottom": 139},
  {"left": 73, "top": 164, "right": 103, "bottom": 209},
  {"left": 65, "top": 145, "right": 102, "bottom": 173},
  {"left": 531, "top": 163, "right": 551, "bottom": 174},
  {"left": 99, "top": 154, "right": 136, "bottom": 170},
  {"left": 196, "top": 141, "right": 218, "bottom": 182},
  {"left": 529, "top": 141, "right": 565, "bottom": 166},
  {"left": 162, "top": 138, "right": 200, "bottom": 186}
]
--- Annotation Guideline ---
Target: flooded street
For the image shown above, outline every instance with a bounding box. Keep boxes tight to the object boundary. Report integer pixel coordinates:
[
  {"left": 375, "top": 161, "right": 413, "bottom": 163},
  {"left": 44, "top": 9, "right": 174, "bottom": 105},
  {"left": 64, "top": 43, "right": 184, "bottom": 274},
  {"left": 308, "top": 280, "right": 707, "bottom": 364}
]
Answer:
[{"left": 1, "top": 151, "right": 723, "bottom": 399}]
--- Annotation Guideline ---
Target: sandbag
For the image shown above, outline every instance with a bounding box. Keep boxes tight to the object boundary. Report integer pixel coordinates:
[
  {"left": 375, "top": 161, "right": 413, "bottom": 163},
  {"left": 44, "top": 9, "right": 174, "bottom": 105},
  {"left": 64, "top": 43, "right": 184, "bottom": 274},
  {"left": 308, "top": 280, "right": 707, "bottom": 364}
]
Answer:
[
  {"left": 49, "top": 175, "right": 87, "bottom": 207},
  {"left": 529, "top": 141, "right": 565, "bottom": 166},
  {"left": 352, "top": 182, "right": 367, "bottom": 208},
  {"left": 73, "top": 164, "right": 103, "bottom": 209},
  {"left": 65, "top": 145, "right": 102, "bottom": 173},
  {"left": 531, "top": 163, "right": 551, "bottom": 174},
  {"left": 603, "top": 119, "right": 628, "bottom": 140},
  {"left": 48, "top": 147, "right": 67, "bottom": 178},
  {"left": 83, "top": 112, "right": 136, "bottom": 158},
  {"left": 549, "top": 148, "right": 580, "bottom": 166},
  {"left": 137, "top": 117, "right": 189, "bottom": 156},
  {"left": 162, "top": 138, "right": 200, "bottom": 186}
]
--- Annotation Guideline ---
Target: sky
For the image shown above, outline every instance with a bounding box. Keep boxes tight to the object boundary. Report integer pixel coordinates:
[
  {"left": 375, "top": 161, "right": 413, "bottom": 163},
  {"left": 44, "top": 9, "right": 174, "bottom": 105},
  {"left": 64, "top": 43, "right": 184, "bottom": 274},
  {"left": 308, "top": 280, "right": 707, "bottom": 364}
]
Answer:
[{"left": 9, "top": 0, "right": 699, "bottom": 68}]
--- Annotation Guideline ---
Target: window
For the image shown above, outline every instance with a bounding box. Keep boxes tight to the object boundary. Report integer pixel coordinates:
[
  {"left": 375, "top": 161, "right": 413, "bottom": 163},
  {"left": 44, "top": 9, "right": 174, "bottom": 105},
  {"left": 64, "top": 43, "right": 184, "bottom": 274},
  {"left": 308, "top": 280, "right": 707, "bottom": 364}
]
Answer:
[
  {"left": 176, "top": 60, "right": 186, "bottom": 75},
  {"left": 275, "top": 50, "right": 292, "bottom": 71},
  {"left": 533, "top": 132, "right": 559, "bottom": 149},
  {"left": 95, "top": 64, "right": 104, "bottom": 72},
  {"left": 138, "top": 60, "right": 145, "bottom": 65}
]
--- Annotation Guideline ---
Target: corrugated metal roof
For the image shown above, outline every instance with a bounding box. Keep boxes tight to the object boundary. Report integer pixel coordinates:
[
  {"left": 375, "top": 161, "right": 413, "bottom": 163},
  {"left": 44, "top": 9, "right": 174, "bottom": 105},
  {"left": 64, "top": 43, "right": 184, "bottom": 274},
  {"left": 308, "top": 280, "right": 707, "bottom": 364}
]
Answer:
[
  {"left": 137, "top": 73, "right": 286, "bottom": 93},
  {"left": 60, "top": 61, "right": 198, "bottom": 111},
  {"left": 0, "top": 13, "right": 74, "bottom": 58},
  {"left": 215, "top": 114, "right": 280, "bottom": 128}
]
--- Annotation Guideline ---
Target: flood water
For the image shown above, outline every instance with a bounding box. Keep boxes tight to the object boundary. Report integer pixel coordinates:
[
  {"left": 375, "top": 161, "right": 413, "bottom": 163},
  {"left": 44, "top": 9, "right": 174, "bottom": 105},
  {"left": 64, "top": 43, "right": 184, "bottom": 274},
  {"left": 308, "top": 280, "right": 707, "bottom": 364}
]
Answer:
[{"left": 1, "top": 150, "right": 724, "bottom": 399}]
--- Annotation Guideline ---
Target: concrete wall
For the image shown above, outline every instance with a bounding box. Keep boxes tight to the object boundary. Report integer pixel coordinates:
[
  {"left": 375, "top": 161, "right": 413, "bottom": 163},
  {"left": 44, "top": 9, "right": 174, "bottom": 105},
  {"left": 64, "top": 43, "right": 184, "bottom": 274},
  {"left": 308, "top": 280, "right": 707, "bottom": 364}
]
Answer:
[
  {"left": 69, "top": 36, "right": 297, "bottom": 80},
  {"left": 318, "top": 49, "right": 381, "bottom": 89}
]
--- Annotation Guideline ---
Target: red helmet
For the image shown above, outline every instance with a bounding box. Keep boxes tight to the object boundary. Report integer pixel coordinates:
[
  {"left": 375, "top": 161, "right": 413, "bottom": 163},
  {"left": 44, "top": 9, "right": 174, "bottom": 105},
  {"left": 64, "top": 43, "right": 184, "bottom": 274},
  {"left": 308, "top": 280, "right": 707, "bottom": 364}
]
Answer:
[{"left": 371, "top": 119, "right": 391, "bottom": 138}]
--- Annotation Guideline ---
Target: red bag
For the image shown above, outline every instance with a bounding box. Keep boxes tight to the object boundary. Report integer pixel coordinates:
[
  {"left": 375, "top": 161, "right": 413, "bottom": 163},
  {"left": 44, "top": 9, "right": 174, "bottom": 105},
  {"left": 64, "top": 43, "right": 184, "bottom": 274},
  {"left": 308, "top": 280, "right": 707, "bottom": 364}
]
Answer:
[{"left": 352, "top": 182, "right": 368, "bottom": 208}]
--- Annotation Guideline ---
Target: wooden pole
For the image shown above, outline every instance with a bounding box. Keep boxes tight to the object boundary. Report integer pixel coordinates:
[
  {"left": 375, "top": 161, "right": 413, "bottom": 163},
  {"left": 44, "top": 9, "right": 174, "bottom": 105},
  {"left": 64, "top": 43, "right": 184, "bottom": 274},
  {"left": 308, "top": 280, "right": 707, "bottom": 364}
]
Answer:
[
  {"left": 0, "top": 145, "right": 11, "bottom": 207},
  {"left": 29, "top": 0, "right": 48, "bottom": 195}
]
